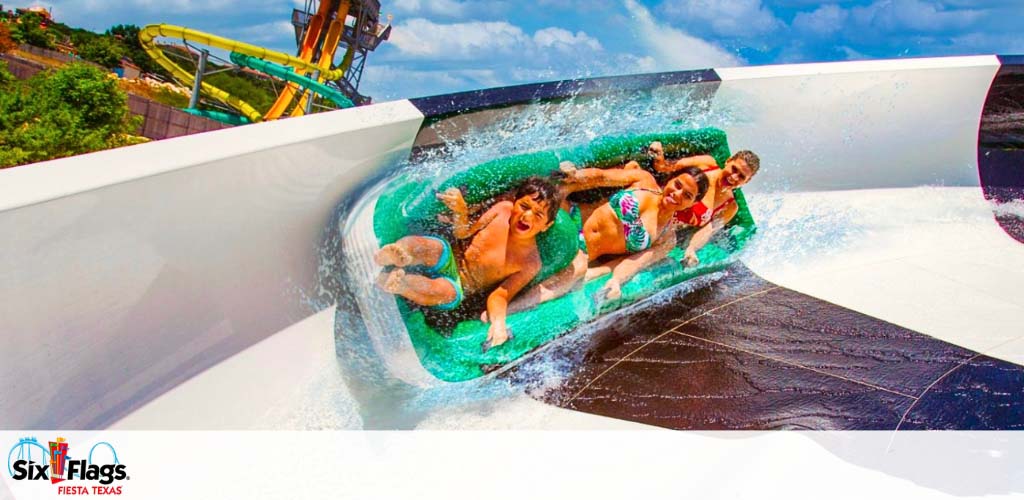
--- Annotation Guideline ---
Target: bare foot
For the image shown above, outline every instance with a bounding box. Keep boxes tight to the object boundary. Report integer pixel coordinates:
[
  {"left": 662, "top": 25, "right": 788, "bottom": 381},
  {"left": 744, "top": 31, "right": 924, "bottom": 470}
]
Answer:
[
  {"left": 375, "top": 243, "right": 412, "bottom": 267},
  {"left": 375, "top": 268, "right": 406, "bottom": 294}
]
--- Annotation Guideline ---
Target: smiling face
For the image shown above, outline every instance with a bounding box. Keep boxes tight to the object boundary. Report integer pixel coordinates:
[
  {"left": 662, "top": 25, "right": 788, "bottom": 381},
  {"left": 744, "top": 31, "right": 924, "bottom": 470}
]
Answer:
[
  {"left": 661, "top": 173, "right": 700, "bottom": 211},
  {"left": 510, "top": 194, "right": 553, "bottom": 238},
  {"left": 721, "top": 158, "right": 754, "bottom": 188}
]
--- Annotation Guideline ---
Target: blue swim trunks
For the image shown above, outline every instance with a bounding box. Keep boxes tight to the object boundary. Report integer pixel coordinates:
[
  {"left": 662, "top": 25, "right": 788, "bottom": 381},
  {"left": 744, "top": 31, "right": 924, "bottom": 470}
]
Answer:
[{"left": 422, "top": 236, "right": 464, "bottom": 311}]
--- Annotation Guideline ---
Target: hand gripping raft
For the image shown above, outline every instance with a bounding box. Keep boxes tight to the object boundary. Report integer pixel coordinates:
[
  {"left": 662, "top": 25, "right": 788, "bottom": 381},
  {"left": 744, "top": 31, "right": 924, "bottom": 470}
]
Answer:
[{"left": 372, "top": 127, "right": 757, "bottom": 381}]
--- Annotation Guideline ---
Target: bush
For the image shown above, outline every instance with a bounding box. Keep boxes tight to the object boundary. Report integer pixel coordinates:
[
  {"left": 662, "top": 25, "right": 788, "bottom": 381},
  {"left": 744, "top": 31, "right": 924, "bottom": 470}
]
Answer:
[
  {"left": 0, "top": 59, "right": 14, "bottom": 87},
  {"left": 0, "top": 63, "right": 142, "bottom": 168}
]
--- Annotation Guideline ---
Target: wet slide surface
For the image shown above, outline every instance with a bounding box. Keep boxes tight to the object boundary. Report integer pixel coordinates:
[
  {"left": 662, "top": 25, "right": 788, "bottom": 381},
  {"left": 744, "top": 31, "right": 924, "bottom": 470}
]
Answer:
[{"left": 525, "top": 265, "right": 1024, "bottom": 430}]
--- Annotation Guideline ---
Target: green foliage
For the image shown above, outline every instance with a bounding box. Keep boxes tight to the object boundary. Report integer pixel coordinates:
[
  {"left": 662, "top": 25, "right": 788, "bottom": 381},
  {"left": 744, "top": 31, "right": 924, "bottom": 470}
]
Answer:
[
  {"left": 206, "top": 71, "right": 278, "bottom": 112},
  {"left": 105, "top": 24, "right": 168, "bottom": 78},
  {"left": 0, "top": 59, "right": 14, "bottom": 87},
  {"left": 0, "top": 63, "right": 141, "bottom": 168},
  {"left": 152, "top": 87, "right": 189, "bottom": 107},
  {"left": 11, "top": 12, "right": 54, "bottom": 48},
  {"left": 76, "top": 34, "right": 125, "bottom": 68}
]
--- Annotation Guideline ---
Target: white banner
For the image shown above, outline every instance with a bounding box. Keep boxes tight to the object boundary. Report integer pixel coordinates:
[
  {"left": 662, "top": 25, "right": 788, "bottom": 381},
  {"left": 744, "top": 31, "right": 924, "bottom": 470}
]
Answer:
[{"left": 2, "top": 431, "right": 1022, "bottom": 500}]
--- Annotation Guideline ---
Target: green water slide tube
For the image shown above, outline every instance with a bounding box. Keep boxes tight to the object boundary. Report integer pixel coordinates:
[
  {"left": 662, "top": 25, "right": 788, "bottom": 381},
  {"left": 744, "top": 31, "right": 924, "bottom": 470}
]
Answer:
[
  {"left": 182, "top": 108, "right": 252, "bottom": 126},
  {"left": 228, "top": 52, "right": 354, "bottom": 109},
  {"left": 373, "top": 127, "right": 756, "bottom": 382}
]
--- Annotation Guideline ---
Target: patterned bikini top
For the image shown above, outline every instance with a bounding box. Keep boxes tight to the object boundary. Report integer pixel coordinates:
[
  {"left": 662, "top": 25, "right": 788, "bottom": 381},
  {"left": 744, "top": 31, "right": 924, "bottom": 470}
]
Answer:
[{"left": 609, "top": 188, "right": 666, "bottom": 253}]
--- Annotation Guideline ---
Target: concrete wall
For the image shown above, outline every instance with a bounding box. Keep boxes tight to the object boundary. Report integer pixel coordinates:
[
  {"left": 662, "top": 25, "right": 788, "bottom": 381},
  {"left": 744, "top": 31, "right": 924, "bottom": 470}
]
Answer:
[
  {"left": 0, "top": 101, "right": 424, "bottom": 428},
  {"left": 713, "top": 56, "right": 1000, "bottom": 192},
  {"left": 126, "top": 94, "right": 231, "bottom": 140}
]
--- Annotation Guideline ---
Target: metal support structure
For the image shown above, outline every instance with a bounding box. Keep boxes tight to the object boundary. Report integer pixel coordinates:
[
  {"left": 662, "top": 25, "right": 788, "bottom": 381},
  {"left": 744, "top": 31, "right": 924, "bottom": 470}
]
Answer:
[
  {"left": 188, "top": 49, "right": 209, "bottom": 110},
  {"left": 289, "top": 0, "right": 390, "bottom": 105},
  {"left": 305, "top": 69, "right": 321, "bottom": 114}
]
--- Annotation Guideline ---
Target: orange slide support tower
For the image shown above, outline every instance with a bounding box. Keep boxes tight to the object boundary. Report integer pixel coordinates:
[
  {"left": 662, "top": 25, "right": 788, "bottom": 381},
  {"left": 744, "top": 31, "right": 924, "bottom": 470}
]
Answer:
[
  {"left": 290, "top": 0, "right": 355, "bottom": 117},
  {"left": 264, "top": 0, "right": 351, "bottom": 120}
]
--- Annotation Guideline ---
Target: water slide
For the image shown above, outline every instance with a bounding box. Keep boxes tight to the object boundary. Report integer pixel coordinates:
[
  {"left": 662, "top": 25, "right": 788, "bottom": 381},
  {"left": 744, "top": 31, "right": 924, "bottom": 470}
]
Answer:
[
  {"left": 290, "top": 0, "right": 356, "bottom": 118},
  {"left": 138, "top": 23, "right": 345, "bottom": 122},
  {"left": 2, "top": 56, "right": 1023, "bottom": 495},
  {"left": 263, "top": 0, "right": 351, "bottom": 120},
  {"left": 229, "top": 52, "right": 353, "bottom": 109}
]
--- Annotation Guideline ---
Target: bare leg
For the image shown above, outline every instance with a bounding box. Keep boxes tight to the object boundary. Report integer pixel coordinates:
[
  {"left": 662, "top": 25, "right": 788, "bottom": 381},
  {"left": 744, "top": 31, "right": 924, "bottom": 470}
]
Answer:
[
  {"left": 376, "top": 268, "right": 458, "bottom": 307},
  {"left": 375, "top": 236, "right": 445, "bottom": 268}
]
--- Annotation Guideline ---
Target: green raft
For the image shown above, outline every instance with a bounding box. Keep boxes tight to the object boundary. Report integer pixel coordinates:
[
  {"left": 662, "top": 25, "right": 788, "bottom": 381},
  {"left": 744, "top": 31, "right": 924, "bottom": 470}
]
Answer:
[{"left": 373, "top": 127, "right": 756, "bottom": 382}]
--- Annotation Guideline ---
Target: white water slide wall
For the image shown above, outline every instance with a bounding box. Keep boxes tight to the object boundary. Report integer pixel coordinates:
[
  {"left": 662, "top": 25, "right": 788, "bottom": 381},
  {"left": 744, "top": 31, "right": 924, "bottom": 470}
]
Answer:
[{"left": 1, "top": 56, "right": 1021, "bottom": 429}]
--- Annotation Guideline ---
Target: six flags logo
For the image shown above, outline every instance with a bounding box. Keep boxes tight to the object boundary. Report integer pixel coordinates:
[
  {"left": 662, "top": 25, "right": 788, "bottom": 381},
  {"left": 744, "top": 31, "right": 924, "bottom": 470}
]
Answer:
[{"left": 8, "top": 437, "right": 129, "bottom": 495}]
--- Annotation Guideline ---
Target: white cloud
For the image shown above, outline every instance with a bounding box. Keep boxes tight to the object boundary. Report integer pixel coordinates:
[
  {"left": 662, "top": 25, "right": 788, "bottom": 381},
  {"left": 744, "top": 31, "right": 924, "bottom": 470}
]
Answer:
[
  {"left": 388, "top": 19, "right": 529, "bottom": 60},
  {"left": 792, "top": 4, "right": 848, "bottom": 36},
  {"left": 848, "top": 0, "right": 983, "bottom": 32},
  {"left": 792, "top": 0, "right": 984, "bottom": 39},
  {"left": 224, "top": 20, "right": 295, "bottom": 45},
  {"left": 533, "top": 28, "right": 602, "bottom": 52},
  {"left": 388, "top": 0, "right": 471, "bottom": 19},
  {"left": 624, "top": 0, "right": 743, "bottom": 70},
  {"left": 360, "top": 64, "right": 507, "bottom": 99},
  {"left": 386, "top": 18, "right": 604, "bottom": 62},
  {"left": 659, "top": 0, "right": 782, "bottom": 38}
]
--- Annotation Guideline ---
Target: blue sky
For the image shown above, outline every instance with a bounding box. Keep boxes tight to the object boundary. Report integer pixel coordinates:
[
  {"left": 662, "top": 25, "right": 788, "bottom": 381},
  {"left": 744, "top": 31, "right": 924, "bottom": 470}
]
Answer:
[{"left": 8, "top": 0, "right": 1024, "bottom": 101}]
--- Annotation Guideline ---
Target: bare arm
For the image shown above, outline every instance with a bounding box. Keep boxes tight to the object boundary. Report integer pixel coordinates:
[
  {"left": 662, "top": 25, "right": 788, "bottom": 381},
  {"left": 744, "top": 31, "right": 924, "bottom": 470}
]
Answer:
[
  {"left": 596, "top": 232, "right": 675, "bottom": 301},
  {"left": 495, "top": 251, "right": 587, "bottom": 319},
  {"left": 648, "top": 140, "right": 720, "bottom": 174},
  {"left": 561, "top": 166, "right": 656, "bottom": 194},
  {"left": 669, "top": 155, "right": 718, "bottom": 171},
  {"left": 438, "top": 188, "right": 507, "bottom": 240},
  {"left": 683, "top": 202, "right": 737, "bottom": 266},
  {"left": 484, "top": 261, "right": 541, "bottom": 348}
]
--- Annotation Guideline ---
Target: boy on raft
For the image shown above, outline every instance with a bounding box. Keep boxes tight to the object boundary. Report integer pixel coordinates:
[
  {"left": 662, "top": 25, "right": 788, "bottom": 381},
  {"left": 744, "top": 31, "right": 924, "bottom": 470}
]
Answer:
[{"left": 375, "top": 177, "right": 561, "bottom": 349}]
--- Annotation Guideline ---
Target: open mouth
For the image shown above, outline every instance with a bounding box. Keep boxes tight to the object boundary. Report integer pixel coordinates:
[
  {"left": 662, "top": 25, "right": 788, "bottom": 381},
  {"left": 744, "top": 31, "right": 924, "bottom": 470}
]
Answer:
[{"left": 516, "top": 220, "right": 531, "bottom": 232}]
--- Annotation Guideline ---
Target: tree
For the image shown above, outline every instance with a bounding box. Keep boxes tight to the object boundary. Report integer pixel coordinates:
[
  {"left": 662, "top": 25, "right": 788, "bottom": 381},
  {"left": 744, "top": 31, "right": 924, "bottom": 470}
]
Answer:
[
  {"left": 77, "top": 35, "right": 125, "bottom": 69},
  {"left": 11, "top": 11, "right": 54, "bottom": 48},
  {"left": 0, "top": 22, "right": 16, "bottom": 53},
  {"left": 0, "top": 63, "right": 142, "bottom": 168},
  {"left": 106, "top": 23, "right": 168, "bottom": 78}
]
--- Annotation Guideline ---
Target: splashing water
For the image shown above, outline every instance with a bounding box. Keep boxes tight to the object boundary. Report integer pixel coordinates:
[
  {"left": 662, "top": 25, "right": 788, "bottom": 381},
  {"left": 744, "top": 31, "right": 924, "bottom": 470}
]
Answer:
[
  {"left": 311, "top": 81, "right": 1018, "bottom": 429},
  {"left": 309, "top": 84, "right": 752, "bottom": 427}
]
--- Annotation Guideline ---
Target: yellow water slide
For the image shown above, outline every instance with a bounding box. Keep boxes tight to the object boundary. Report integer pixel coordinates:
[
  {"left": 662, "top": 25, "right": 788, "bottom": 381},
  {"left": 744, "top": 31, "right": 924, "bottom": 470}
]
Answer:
[
  {"left": 265, "top": 0, "right": 351, "bottom": 120},
  {"left": 139, "top": 24, "right": 345, "bottom": 122}
]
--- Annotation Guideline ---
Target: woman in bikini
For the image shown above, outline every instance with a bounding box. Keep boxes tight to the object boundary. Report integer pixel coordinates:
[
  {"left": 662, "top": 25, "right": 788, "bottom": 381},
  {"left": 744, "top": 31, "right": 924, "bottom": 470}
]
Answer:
[{"left": 587, "top": 145, "right": 761, "bottom": 300}]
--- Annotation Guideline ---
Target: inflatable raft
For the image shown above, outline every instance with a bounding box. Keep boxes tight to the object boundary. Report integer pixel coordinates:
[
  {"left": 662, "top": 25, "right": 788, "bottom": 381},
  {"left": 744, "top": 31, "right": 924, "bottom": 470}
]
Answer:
[{"left": 373, "top": 127, "right": 756, "bottom": 381}]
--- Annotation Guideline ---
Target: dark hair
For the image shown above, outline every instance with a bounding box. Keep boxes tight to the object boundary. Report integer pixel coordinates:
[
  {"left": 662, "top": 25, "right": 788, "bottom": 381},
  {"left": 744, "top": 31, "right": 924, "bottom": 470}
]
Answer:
[
  {"left": 515, "top": 176, "right": 561, "bottom": 222},
  {"left": 673, "top": 166, "right": 709, "bottom": 201},
  {"left": 730, "top": 150, "right": 760, "bottom": 176}
]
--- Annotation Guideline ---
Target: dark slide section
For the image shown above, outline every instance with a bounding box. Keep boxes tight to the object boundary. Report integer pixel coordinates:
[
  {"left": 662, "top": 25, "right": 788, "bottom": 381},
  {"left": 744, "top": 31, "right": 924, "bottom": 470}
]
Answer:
[
  {"left": 979, "top": 56, "right": 1024, "bottom": 243},
  {"left": 520, "top": 265, "right": 1024, "bottom": 430}
]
